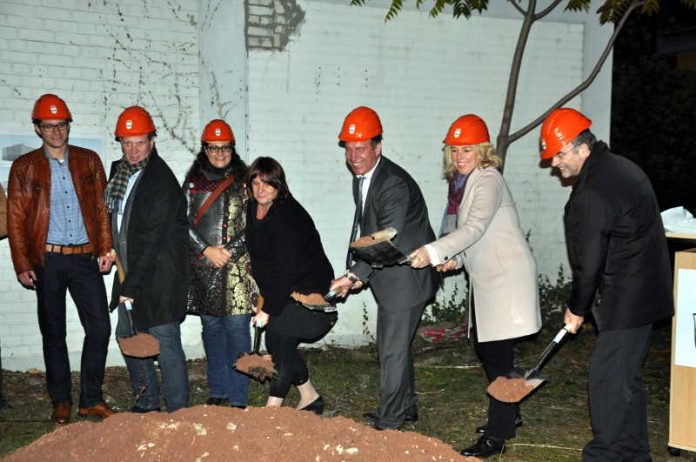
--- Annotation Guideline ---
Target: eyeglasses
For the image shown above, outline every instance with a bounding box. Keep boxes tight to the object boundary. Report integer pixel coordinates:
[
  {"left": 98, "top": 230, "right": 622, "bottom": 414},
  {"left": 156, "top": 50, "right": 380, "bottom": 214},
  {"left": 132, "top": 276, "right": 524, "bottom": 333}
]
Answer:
[
  {"left": 39, "top": 121, "right": 69, "bottom": 132},
  {"left": 205, "top": 145, "right": 233, "bottom": 154}
]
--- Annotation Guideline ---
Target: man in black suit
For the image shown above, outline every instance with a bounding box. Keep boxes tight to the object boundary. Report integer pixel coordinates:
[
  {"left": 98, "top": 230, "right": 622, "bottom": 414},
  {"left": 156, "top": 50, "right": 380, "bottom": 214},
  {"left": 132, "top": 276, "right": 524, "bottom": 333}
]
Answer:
[
  {"left": 106, "top": 106, "right": 189, "bottom": 412},
  {"left": 540, "top": 108, "right": 673, "bottom": 461},
  {"left": 332, "top": 106, "right": 438, "bottom": 430}
]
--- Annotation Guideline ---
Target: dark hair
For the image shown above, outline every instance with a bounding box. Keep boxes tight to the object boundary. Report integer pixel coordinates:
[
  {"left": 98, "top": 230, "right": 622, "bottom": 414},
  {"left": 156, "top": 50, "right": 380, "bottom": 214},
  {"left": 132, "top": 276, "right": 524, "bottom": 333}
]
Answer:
[
  {"left": 246, "top": 156, "right": 290, "bottom": 201},
  {"left": 572, "top": 129, "right": 596, "bottom": 150},
  {"left": 338, "top": 134, "right": 383, "bottom": 149},
  {"left": 185, "top": 143, "right": 247, "bottom": 181}
]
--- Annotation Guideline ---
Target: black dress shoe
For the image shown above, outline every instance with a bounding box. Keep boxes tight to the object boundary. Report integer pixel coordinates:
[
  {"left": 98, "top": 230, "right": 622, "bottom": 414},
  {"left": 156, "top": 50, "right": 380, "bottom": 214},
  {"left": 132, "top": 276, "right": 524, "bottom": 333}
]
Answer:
[
  {"left": 476, "top": 413, "right": 523, "bottom": 434},
  {"left": 206, "top": 397, "right": 229, "bottom": 406},
  {"left": 130, "top": 406, "right": 161, "bottom": 413},
  {"left": 299, "top": 396, "right": 324, "bottom": 415},
  {"left": 460, "top": 435, "right": 506, "bottom": 458},
  {"left": 363, "top": 411, "right": 418, "bottom": 423}
]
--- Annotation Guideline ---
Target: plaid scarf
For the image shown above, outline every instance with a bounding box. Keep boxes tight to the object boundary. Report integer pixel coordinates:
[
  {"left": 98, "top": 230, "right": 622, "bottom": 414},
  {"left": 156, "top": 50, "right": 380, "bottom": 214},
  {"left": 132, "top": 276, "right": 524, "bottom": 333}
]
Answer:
[{"left": 104, "top": 155, "right": 150, "bottom": 213}]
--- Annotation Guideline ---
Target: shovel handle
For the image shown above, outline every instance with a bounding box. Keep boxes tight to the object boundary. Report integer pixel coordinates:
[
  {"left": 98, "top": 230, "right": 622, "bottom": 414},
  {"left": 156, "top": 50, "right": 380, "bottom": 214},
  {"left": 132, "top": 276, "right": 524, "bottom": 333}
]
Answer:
[
  {"left": 252, "top": 325, "right": 262, "bottom": 355},
  {"left": 123, "top": 301, "right": 137, "bottom": 337},
  {"left": 525, "top": 324, "right": 571, "bottom": 379}
]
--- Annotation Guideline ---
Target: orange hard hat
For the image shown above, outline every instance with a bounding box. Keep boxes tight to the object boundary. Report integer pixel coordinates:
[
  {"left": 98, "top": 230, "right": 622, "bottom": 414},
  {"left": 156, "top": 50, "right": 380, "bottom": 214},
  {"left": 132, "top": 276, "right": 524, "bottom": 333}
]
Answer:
[
  {"left": 201, "top": 119, "right": 235, "bottom": 143},
  {"left": 114, "top": 106, "right": 156, "bottom": 138},
  {"left": 443, "top": 114, "right": 490, "bottom": 146},
  {"left": 338, "top": 106, "right": 383, "bottom": 142},
  {"left": 32, "top": 94, "right": 72, "bottom": 121},
  {"left": 539, "top": 108, "right": 592, "bottom": 159}
]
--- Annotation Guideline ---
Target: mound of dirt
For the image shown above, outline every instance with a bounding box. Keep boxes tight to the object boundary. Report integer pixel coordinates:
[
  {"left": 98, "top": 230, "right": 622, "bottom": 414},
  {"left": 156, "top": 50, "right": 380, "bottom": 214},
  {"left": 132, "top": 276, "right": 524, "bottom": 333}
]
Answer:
[{"left": 1, "top": 405, "right": 479, "bottom": 462}]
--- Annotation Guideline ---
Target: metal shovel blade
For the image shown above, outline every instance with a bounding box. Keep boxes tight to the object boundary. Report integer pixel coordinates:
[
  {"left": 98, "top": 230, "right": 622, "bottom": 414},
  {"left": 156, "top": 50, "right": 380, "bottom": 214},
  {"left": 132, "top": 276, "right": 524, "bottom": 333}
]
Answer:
[
  {"left": 487, "top": 325, "right": 570, "bottom": 403},
  {"left": 116, "top": 301, "right": 160, "bottom": 358},
  {"left": 290, "top": 290, "right": 338, "bottom": 312},
  {"left": 235, "top": 325, "right": 276, "bottom": 382}
]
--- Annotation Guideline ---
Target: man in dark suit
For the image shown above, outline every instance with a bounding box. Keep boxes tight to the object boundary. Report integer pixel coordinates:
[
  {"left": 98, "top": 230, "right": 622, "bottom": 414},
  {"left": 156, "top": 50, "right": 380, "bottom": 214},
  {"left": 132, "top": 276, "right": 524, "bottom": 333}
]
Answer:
[
  {"left": 540, "top": 108, "right": 673, "bottom": 461},
  {"left": 332, "top": 106, "right": 438, "bottom": 430},
  {"left": 106, "top": 106, "right": 189, "bottom": 412}
]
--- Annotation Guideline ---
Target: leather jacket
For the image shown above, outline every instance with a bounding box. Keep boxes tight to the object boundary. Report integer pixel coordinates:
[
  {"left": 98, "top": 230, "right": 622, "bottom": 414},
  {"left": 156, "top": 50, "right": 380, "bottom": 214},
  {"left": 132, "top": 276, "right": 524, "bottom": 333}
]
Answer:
[{"left": 7, "top": 145, "right": 112, "bottom": 274}]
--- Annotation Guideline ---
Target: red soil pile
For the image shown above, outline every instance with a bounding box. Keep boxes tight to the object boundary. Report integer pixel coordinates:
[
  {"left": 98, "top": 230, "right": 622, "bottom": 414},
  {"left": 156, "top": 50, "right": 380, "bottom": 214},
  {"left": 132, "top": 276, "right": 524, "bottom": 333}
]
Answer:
[{"left": 1, "top": 406, "right": 479, "bottom": 462}]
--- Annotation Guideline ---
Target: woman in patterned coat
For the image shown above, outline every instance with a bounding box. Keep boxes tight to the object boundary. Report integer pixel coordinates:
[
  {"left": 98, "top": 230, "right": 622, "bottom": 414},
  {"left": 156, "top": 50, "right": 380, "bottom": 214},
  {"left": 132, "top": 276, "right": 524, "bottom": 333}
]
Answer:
[{"left": 183, "top": 120, "right": 258, "bottom": 408}]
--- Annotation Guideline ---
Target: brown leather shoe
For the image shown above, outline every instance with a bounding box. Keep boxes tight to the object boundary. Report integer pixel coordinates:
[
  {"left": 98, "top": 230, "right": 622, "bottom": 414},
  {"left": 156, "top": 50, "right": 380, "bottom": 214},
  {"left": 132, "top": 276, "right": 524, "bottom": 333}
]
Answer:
[
  {"left": 52, "top": 402, "right": 71, "bottom": 424},
  {"left": 78, "top": 402, "right": 116, "bottom": 419}
]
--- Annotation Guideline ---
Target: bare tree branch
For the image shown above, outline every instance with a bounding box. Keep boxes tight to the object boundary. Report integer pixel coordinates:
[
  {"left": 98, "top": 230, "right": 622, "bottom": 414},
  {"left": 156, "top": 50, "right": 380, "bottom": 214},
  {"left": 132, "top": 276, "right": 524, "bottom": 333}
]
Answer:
[
  {"left": 508, "top": 0, "right": 643, "bottom": 144},
  {"left": 495, "top": 0, "right": 537, "bottom": 167},
  {"left": 508, "top": 0, "right": 527, "bottom": 15},
  {"left": 535, "top": 0, "right": 564, "bottom": 20}
]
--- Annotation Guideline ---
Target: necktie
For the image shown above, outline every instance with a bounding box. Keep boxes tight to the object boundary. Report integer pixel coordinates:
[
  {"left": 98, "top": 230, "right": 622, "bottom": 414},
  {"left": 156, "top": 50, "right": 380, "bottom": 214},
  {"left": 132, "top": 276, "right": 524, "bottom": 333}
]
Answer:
[{"left": 346, "top": 176, "right": 365, "bottom": 269}]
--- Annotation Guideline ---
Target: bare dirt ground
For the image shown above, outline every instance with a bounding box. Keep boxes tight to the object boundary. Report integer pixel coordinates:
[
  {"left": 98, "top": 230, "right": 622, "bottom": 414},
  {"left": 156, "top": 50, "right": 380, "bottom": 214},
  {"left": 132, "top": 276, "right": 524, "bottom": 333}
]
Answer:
[{"left": 0, "top": 321, "right": 693, "bottom": 461}]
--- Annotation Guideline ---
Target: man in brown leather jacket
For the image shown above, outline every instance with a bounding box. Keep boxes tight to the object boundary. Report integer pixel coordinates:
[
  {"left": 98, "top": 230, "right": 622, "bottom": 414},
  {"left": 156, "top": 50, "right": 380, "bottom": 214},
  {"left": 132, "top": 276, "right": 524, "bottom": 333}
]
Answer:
[{"left": 7, "top": 94, "right": 115, "bottom": 424}]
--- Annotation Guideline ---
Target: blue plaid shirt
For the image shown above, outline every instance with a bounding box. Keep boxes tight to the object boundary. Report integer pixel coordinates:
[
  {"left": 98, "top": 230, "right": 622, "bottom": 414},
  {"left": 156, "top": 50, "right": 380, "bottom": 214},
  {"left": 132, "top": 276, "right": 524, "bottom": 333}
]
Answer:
[{"left": 46, "top": 149, "right": 89, "bottom": 245}]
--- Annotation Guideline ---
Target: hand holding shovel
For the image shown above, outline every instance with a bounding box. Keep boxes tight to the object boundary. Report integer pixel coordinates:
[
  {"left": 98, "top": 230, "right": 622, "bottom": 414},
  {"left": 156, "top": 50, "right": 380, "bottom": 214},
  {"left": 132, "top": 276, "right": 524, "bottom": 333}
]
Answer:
[
  {"left": 487, "top": 325, "right": 572, "bottom": 403},
  {"left": 234, "top": 306, "right": 276, "bottom": 381},
  {"left": 113, "top": 252, "right": 160, "bottom": 358}
]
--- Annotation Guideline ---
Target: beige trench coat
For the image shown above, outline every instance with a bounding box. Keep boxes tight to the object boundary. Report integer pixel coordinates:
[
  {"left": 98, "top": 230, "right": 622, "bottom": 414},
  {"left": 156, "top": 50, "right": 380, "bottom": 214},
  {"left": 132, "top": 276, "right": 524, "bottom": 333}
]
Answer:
[{"left": 429, "top": 167, "right": 541, "bottom": 342}]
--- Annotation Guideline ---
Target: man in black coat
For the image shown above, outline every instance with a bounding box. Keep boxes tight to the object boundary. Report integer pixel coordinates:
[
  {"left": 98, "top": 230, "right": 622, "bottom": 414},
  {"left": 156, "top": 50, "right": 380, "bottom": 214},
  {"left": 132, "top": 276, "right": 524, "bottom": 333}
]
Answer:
[
  {"left": 540, "top": 108, "right": 673, "bottom": 461},
  {"left": 106, "top": 106, "right": 189, "bottom": 412},
  {"left": 332, "top": 106, "right": 438, "bottom": 430}
]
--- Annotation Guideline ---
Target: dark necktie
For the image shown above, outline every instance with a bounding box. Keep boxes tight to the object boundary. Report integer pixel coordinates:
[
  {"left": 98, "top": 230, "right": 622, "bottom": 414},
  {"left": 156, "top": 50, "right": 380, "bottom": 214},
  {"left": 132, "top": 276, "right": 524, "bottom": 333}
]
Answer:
[{"left": 346, "top": 176, "right": 365, "bottom": 269}]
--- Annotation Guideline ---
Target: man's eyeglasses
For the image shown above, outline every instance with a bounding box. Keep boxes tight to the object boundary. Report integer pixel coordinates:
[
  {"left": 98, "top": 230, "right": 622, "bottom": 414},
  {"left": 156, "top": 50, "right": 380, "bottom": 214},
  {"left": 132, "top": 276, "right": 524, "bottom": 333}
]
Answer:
[
  {"left": 39, "top": 121, "right": 69, "bottom": 132},
  {"left": 205, "top": 145, "right": 233, "bottom": 154}
]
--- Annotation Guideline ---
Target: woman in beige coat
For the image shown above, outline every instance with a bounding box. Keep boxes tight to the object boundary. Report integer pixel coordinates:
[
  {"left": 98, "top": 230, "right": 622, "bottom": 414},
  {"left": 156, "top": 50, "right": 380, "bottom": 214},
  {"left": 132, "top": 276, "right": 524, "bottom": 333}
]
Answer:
[{"left": 410, "top": 114, "right": 541, "bottom": 458}]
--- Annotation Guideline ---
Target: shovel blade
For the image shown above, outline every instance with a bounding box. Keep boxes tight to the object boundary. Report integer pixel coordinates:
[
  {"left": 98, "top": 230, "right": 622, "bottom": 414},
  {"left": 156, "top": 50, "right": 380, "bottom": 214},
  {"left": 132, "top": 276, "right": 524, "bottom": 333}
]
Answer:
[
  {"left": 117, "top": 333, "right": 160, "bottom": 358},
  {"left": 234, "top": 353, "right": 276, "bottom": 382},
  {"left": 487, "top": 375, "right": 546, "bottom": 403}
]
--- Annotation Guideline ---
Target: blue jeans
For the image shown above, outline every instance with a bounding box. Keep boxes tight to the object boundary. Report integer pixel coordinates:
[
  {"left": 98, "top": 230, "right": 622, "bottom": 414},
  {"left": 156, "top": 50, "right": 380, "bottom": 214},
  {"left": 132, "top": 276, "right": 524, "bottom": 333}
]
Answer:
[
  {"left": 117, "top": 312, "right": 189, "bottom": 412},
  {"left": 201, "top": 313, "right": 251, "bottom": 406}
]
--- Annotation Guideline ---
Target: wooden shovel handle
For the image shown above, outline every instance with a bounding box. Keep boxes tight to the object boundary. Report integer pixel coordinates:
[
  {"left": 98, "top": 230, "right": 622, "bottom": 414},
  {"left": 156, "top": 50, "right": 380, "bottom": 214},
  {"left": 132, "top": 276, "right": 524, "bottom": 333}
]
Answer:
[{"left": 113, "top": 252, "right": 126, "bottom": 284}]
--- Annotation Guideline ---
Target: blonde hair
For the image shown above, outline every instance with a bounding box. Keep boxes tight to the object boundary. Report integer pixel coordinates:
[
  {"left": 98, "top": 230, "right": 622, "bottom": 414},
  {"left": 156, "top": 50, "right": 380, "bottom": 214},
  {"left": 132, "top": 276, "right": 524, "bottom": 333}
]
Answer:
[{"left": 442, "top": 142, "right": 502, "bottom": 180}]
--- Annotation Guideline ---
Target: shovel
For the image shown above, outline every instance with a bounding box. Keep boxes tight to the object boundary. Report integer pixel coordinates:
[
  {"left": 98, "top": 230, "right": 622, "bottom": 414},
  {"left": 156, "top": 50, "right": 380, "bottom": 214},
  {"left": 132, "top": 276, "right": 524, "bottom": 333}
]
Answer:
[
  {"left": 487, "top": 325, "right": 571, "bottom": 403},
  {"left": 349, "top": 227, "right": 412, "bottom": 268},
  {"left": 113, "top": 253, "right": 160, "bottom": 358},
  {"left": 234, "top": 297, "right": 276, "bottom": 381},
  {"left": 290, "top": 289, "right": 339, "bottom": 312}
]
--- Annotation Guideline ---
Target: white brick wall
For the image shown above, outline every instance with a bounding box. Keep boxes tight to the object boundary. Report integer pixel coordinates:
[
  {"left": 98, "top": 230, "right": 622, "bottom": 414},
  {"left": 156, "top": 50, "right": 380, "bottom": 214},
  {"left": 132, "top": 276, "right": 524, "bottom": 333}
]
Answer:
[
  {"left": 0, "top": 0, "right": 202, "bottom": 370},
  {"left": 246, "top": 0, "right": 590, "bottom": 345},
  {"left": 0, "top": 0, "right": 612, "bottom": 370}
]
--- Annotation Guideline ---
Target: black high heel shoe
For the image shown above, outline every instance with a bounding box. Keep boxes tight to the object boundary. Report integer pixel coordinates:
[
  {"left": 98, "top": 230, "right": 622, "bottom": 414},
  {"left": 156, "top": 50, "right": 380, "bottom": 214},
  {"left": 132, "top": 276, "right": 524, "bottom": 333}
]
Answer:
[{"left": 299, "top": 396, "right": 324, "bottom": 415}]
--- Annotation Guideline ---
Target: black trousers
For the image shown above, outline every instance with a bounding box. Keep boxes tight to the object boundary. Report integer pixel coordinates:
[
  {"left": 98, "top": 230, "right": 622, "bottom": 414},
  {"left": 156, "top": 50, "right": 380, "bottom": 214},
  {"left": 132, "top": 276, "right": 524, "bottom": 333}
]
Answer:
[
  {"left": 34, "top": 253, "right": 110, "bottom": 408},
  {"left": 265, "top": 302, "right": 336, "bottom": 398},
  {"left": 471, "top": 321, "right": 519, "bottom": 440},
  {"left": 583, "top": 324, "right": 653, "bottom": 462}
]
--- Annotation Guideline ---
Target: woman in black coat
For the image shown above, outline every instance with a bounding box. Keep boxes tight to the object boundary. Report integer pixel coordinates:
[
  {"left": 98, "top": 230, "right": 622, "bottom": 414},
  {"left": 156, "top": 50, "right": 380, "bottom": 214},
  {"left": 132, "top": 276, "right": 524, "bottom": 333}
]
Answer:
[{"left": 246, "top": 157, "right": 336, "bottom": 414}]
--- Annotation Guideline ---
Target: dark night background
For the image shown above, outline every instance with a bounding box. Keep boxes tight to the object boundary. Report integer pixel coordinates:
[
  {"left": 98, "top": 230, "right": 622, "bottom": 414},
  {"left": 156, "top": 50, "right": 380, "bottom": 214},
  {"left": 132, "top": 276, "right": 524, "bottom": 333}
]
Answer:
[{"left": 611, "top": 0, "right": 696, "bottom": 215}]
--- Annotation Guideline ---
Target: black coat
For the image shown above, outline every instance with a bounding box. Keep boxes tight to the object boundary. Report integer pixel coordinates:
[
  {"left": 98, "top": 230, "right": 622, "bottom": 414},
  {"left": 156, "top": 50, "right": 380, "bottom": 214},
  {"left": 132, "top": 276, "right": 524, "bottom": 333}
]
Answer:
[
  {"left": 350, "top": 156, "right": 438, "bottom": 310},
  {"left": 564, "top": 141, "right": 673, "bottom": 331},
  {"left": 109, "top": 150, "right": 189, "bottom": 329},
  {"left": 246, "top": 195, "right": 334, "bottom": 317}
]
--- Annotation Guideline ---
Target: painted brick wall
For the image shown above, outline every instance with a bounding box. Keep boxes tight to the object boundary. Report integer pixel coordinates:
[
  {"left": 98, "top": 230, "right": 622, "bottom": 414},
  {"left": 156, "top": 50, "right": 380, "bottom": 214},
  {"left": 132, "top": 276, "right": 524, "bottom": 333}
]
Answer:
[
  {"left": 0, "top": 0, "right": 611, "bottom": 370},
  {"left": 0, "top": 0, "right": 202, "bottom": 370},
  {"left": 246, "top": 0, "right": 585, "bottom": 345}
]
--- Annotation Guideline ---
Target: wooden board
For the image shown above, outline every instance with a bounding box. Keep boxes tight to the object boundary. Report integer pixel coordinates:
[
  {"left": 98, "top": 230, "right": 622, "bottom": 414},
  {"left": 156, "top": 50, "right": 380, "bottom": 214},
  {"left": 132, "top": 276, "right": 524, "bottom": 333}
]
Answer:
[{"left": 669, "top": 248, "right": 696, "bottom": 452}]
